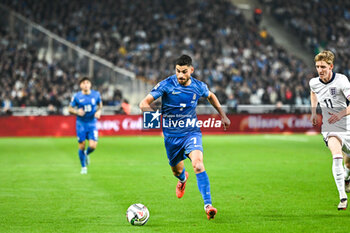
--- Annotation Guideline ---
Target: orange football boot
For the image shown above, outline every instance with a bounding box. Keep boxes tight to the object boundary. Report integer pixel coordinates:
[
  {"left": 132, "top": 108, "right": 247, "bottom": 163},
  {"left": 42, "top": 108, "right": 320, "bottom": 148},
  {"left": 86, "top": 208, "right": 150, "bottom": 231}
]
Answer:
[
  {"left": 205, "top": 205, "right": 217, "bottom": 220},
  {"left": 176, "top": 171, "right": 189, "bottom": 198}
]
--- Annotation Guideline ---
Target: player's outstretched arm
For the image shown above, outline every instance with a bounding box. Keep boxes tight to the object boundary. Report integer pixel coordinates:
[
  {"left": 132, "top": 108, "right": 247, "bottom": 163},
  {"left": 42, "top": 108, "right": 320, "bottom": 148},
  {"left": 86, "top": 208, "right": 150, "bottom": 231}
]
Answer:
[
  {"left": 310, "top": 91, "right": 318, "bottom": 126},
  {"left": 207, "top": 91, "right": 231, "bottom": 130},
  {"left": 139, "top": 94, "right": 155, "bottom": 112}
]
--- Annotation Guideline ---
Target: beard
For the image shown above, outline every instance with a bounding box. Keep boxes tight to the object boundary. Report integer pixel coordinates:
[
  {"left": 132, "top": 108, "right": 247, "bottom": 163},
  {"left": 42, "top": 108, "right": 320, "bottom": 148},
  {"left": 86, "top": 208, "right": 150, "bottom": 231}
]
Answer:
[{"left": 178, "top": 77, "right": 190, "bottom": 85}]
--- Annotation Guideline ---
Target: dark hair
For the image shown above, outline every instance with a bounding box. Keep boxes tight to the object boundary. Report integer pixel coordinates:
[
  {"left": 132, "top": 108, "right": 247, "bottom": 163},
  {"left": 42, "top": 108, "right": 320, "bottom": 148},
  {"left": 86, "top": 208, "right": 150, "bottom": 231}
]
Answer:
[
  {"left": 175, "top": 55, "right": 192, "bottom": 67},
  {"left": 79, "top": 76, "right": 91, "bottom": 84}
]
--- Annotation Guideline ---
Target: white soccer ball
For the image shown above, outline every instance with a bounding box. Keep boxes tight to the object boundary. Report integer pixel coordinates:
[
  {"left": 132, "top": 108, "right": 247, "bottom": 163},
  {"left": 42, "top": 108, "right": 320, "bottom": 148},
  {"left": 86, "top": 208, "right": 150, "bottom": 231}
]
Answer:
[{"left": 126, "top": 203, "right": 150, "bottom": 226}]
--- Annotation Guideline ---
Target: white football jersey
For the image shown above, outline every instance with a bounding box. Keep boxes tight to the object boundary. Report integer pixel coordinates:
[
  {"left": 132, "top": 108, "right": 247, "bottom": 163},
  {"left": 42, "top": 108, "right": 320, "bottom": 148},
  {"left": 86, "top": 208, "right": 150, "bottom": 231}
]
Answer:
[{"left": 309, "top": 72, "right": 350, "bottom": 133}]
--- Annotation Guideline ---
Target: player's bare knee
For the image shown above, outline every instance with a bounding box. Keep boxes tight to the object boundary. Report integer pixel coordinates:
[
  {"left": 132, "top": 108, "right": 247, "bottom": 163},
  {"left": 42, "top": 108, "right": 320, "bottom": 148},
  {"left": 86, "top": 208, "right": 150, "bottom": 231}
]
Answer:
[
  {"left": 78, "top": 143, "right": 85, "bottom": 150},
  {"left": 345, "top": 157, "right": 350, "bottom": 168},
  {"left": 192, "top": 161, "right": 204, "bottom": 173},
  {"left": 172, "top": 171, "right": 180, "bottom": 176},
  {"left": 345, "top": 162, "right": 350, "bottom": 168},
  {"left": 172, "top": 169, "right": 182, "bottom": 177}
]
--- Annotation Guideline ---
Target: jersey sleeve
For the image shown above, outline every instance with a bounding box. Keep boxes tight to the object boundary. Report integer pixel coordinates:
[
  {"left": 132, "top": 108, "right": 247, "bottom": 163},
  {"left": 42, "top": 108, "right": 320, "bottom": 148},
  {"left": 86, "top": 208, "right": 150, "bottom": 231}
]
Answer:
[
  {"left": 341, "top": 76, "right": 350, "bottom": 99},
  {"left": 149, "top": 80, "right": 167, "bottom": 100},
  {"left": 96, "top": 91, "right": 102, "bottom": 104},
  {"left": 70, "top": 94, "right": 78, "bottom": 107},
  {"left": 200, "top": 82, "right": 210, "bottom": 98},
  {"left": 309, "top": 79, "right": 315, "bottom": 93}
]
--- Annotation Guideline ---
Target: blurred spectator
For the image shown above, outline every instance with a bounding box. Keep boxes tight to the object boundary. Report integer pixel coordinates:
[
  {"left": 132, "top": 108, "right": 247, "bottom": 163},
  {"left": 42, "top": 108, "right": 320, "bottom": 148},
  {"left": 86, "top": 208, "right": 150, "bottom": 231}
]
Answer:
[
  {"left": 47, "top": 104, "right": 57, "bottom": 115},
  {"left": 254, "top": 7, "right": 263, "bottom": 25},
  {"left": 226, "top": 94, "right": 238, "bottom": 113},
  {"left": 272, "top": 101, "right": 287, "bottom": 114},
  {"left": 121, "top": 99, "right": 131, "bottom": 115},
  {"left": 1, "top": 97, "right": 13, "bottom": 115},
  {"left": 261, "top": 90, "right": 271, "bottom": 104},
  {"left": 285, "top": 87, "right": 294, "bottom": 105}
]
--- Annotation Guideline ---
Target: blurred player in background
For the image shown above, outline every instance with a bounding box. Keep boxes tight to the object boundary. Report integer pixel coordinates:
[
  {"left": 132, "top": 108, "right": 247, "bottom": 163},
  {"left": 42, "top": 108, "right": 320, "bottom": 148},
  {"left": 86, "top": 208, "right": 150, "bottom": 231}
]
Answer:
[
  {"left": 139, "top": 55, "right": 230, "bottom": 219},
  {"left": 69, "top": 77, "right": 102, "bottom": 174},
  {"left": 310, "top": 50, "right": 350, "bottom": 210}
]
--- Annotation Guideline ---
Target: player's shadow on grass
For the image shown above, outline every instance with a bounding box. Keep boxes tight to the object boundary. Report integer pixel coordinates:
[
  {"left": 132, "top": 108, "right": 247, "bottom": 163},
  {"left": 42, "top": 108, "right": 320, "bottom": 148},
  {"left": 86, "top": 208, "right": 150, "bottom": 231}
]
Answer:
[
  {"left": 259, "top": 213, "right": 350, "bottom": 221},
  {"left": 211, "top": 213, "right": 350, "bottom": 224}
]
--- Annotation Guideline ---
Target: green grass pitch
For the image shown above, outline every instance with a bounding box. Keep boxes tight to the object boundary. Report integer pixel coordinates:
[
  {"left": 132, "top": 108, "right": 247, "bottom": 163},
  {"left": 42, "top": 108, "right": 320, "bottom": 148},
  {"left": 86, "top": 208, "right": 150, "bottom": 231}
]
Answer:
[{"left": 0, "top": 135, "right": 349, "bottom": 233}]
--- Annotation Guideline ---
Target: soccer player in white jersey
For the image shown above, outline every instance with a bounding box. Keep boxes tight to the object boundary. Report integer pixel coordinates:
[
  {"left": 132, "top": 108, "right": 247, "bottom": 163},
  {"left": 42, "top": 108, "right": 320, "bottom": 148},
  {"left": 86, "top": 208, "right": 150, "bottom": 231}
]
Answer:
[{"left": 310, "top": 50, "right": 350, "bottom": 210}]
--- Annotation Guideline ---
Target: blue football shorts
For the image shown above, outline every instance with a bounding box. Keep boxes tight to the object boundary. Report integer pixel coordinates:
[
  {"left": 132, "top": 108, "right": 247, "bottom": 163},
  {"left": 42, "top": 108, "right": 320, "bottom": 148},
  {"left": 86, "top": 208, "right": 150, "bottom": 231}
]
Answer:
[
  {"left": 164, "top": 132, "right": 203, "bottom": 167},
  {"left": 76, "top": 120, "right": 98, "bottom": 143}
]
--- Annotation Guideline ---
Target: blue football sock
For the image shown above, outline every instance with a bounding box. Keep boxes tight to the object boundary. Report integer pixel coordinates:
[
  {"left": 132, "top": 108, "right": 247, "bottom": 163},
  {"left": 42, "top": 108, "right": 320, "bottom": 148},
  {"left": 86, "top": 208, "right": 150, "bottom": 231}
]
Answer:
[
  {"left": 86, "top": 147, "right": 95, "bottom": 155},
  {"left": 175, "top": 168, "right": 186, "bottom": 182},
  {"left": 196, "top": 171, "right": 212, "bottom": 205},
  {"left": 78, "top": 149, "right": 86, "bottom": 167}
]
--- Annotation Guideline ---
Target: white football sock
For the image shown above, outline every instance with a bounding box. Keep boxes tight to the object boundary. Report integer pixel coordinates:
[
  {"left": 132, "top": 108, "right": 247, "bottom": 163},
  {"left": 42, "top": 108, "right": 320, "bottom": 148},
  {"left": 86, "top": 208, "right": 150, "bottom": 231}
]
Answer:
[
  {"left": 332, "top": 154, "right": 347, "bottom": 200},
  {"left": 204, "top": 204, "right": 212, "bottom": 210}
]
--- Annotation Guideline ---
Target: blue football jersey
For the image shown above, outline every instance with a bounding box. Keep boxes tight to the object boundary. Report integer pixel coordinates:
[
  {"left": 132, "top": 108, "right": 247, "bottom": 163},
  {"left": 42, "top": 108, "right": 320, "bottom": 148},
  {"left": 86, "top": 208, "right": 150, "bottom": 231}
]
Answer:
[
  {"left": 150, "top": 74, "right": 209, "bottom": 137},
  {"left": 70, "top": 90, "right": 101, "bottom": 122}
]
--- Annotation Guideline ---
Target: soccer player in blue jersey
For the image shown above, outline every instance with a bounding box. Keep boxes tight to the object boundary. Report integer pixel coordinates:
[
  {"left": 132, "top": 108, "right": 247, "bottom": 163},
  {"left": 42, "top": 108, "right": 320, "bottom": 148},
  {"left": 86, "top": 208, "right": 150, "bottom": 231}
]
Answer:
[
  {"left": 139, "top": 55, "right": 231, "bottom": 220},
  {"left": 68, "top": 77, "right": 103, "bottom": 174}
]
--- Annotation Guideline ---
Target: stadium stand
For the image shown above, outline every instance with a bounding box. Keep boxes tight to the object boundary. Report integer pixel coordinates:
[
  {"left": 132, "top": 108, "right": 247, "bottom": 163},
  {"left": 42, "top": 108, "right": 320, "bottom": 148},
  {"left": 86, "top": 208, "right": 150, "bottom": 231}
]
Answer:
[
  {"left": 1, "top": 0, "right": 315, "bottom": 113},
  {"left": 262, "top": 0, "right": 350, "bottom": 78},
  {"left": 0, "top": 25, "right": 125, "bottom": 114}
]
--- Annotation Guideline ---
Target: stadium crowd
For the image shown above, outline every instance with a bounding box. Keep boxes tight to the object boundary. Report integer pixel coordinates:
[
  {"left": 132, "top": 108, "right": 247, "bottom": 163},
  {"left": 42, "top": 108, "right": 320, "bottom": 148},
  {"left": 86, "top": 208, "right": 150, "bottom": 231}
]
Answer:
[
  {"left": 0, "top": 32, "right": 125, "bottom": 115},
  {"left": 1, "top": 0, "right": 316, "bottom": 114},
  {"left": 263, "top": 0, "right": 350, "bottom": 78}
]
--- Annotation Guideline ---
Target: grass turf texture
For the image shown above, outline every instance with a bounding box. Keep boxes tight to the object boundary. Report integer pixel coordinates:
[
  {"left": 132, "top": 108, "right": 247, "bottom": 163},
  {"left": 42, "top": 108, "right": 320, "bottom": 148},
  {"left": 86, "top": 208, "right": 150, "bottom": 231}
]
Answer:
[{"left": 0, "top": 135, "right": 349, "bottom": 233}]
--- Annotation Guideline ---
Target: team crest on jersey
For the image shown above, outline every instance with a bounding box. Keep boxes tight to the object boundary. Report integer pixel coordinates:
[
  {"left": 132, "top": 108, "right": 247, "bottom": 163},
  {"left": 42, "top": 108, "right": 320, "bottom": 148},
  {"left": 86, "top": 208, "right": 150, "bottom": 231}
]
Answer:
[
  {"left": 193, "top": 93, "right": 196, "bottom": 100},
  {"left": 329, "top": 87, "right": 336, "bottom": 98},
  {"left": 91, "top": 98, "right": 96, "bottom": 105}
]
